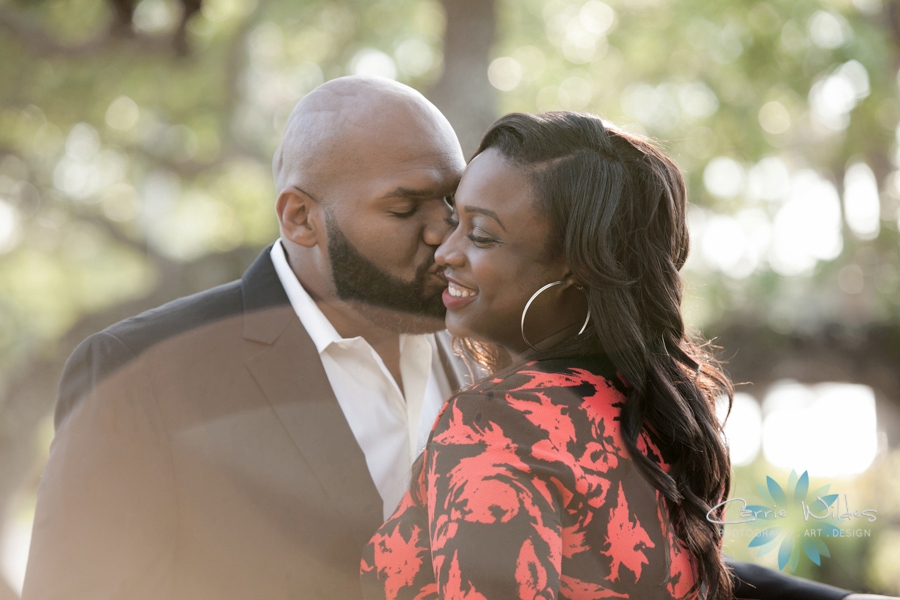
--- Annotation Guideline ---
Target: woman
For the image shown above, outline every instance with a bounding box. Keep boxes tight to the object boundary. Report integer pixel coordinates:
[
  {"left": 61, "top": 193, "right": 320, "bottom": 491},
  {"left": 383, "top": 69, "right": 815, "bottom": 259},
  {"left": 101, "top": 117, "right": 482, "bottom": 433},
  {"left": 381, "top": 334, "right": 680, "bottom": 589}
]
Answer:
[{"left": 360, "top": 112, "right": 733, "bottom": 599}]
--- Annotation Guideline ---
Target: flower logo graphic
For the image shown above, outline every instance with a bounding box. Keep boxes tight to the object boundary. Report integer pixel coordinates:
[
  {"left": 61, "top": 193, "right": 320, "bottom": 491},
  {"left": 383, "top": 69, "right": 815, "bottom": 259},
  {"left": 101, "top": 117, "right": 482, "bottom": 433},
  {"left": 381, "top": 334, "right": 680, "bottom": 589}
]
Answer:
[{"left": 744, "top": 470, "right": 843, "bottom": 572}]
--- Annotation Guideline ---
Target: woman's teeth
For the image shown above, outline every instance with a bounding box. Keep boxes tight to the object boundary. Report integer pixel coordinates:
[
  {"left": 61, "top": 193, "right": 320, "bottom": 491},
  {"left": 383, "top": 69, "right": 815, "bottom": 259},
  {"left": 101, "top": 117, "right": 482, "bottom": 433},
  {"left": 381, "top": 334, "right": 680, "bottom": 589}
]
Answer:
[{"left": 448, "top": 282, "right": 477, "bottom": 298}]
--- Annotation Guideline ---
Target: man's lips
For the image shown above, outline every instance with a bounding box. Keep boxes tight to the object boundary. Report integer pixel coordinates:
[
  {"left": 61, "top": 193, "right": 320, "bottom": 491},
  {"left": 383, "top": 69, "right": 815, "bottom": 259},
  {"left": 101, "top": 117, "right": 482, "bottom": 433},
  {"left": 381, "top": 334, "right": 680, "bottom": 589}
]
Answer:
[
  {"left": 425, "top": 270, "right": 447, "bottom": 293},
  {"left": 425, "top": 262, "right": 446, "bottom": 280}
]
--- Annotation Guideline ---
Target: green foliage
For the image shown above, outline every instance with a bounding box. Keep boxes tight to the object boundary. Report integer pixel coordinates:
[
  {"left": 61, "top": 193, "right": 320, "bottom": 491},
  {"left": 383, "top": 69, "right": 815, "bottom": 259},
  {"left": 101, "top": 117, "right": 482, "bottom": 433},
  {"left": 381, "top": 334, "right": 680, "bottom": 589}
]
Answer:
[
  {"left": 492, "top": 0, "right": 900, "bottom": 332},
  {"left": 0, "top": 0, "right": 447, "bottom": 367},
  {"left": 0, "top": 0, "right": 897, "bottom": 366}
]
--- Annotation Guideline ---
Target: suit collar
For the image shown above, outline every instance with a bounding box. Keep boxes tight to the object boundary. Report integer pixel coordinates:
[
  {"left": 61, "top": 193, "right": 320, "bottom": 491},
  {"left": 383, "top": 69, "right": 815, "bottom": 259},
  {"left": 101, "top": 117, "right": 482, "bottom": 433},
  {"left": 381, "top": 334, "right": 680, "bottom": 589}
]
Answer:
[
  {"left": 241, "top": 244, "right": 294, "bottom": 344},
  {"left": 244, "top": 318, "right": 384, "bottom": 550},
  {"left": 241, "top": 245, "right": 384, "bottom": 548}
]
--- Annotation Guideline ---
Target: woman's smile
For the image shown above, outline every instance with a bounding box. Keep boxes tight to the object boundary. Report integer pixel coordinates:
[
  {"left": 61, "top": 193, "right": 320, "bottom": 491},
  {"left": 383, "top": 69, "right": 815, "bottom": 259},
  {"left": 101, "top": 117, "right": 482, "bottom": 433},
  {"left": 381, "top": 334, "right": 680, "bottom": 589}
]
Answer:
[{"left": 442, "top": 277, "right": 479, "bottom": 309}]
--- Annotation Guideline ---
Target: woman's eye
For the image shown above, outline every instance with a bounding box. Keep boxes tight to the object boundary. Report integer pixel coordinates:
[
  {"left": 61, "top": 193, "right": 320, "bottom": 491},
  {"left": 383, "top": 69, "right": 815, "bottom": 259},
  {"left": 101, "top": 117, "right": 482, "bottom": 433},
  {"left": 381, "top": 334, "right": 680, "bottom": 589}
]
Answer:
[
  {"left": 444, "top": 215, "right": 459, "bottom": 227},
  {"left": 467, "top": 233, "right": 497, "bottom": 246}
]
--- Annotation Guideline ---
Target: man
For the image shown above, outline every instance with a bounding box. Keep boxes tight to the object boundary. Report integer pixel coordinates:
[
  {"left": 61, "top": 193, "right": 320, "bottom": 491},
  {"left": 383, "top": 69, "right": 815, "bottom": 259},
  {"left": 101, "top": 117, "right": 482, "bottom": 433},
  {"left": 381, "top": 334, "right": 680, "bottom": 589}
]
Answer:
[
  {"left": 24, "top": 75, "right": 466, "bottom": 600},
  {"left": 22, "top": 76, "right": 871, "bottom": 599}
]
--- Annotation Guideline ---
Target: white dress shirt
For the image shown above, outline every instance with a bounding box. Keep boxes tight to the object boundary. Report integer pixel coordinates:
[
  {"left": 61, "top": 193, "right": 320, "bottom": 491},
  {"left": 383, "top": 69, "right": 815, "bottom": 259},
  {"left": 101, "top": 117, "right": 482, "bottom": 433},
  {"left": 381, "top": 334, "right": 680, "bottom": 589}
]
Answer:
[{"left": 270, "top": 240, "right": 450, "bottom": 519}]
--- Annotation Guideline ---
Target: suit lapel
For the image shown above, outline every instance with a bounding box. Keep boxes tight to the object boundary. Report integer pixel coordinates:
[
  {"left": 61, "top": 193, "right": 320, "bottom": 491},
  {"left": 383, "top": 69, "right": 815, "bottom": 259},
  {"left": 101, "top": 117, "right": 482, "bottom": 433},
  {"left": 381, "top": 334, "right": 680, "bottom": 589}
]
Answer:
[{"left": 241, "top": 249, "right": 384, "bottom": 550}]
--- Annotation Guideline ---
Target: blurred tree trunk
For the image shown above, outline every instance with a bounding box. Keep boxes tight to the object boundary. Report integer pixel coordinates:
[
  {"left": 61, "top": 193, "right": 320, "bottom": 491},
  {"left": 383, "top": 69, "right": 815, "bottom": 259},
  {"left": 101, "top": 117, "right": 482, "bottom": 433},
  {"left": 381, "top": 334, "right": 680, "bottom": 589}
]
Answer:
[{"left": 427, "top": 0, "right": 498, "bottom": 158}]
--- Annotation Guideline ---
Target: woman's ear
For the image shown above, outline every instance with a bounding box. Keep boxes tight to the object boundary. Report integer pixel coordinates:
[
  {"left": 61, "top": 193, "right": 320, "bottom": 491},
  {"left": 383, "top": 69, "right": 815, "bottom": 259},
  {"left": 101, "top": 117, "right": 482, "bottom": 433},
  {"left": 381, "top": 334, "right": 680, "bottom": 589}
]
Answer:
[
  {"left": 568, "top": 276, "right": 586, "bottom": 289},
  {"left": 559, "top": 267, "right": 585, "bottom": 289},
  {"left": 276, "top": 187, "right": 320, "bottom": 248}
]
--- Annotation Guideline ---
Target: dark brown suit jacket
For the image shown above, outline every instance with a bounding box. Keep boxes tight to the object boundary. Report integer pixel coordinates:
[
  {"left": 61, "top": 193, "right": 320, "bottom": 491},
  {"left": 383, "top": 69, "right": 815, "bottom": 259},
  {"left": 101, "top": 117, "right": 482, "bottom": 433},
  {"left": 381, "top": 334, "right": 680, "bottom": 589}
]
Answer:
[
  {"left": 22, "top": 247, "right": 470, "bottom": 599},
  {"left": 21, "top": 247, "right": 850, "bottom": 600}
]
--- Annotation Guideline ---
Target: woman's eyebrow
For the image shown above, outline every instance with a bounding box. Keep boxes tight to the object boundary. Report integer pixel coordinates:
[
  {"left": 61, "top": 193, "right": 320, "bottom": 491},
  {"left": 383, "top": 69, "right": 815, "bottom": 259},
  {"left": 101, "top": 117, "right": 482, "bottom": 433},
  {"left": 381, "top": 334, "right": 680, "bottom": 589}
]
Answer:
[{"left": 463, "top": 206, "right": 506, "bottom": 231}]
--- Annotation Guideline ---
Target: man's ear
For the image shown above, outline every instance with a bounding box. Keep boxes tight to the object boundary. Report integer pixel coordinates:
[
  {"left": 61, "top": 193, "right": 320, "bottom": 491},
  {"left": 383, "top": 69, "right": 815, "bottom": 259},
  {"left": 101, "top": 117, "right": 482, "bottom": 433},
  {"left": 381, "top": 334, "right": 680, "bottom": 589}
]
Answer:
[{"left": 276, "top": 187, "right": 320, "bottom": 248}]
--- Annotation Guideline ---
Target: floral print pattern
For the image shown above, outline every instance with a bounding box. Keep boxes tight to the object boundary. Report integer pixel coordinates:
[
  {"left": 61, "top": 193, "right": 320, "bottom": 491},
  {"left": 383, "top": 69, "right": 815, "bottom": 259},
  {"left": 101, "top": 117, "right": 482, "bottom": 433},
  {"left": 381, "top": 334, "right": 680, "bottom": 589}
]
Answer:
[{"left": 361, "top": 355, "right": 697, "bottom": 600}]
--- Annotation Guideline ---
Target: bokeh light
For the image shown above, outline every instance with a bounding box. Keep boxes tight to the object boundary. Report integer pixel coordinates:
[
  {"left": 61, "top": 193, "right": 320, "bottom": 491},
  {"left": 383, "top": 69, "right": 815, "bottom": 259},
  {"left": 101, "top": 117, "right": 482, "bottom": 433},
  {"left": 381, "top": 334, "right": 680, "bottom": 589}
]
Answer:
[
  {"left": 718, "top": 393, "right": 763, "bottom": 466},
  {"left": 843, "top": 162, "right": 881, "bottom": 240},
  {"left": 762, "top": 381, "right": 878, "bottom": 477}
]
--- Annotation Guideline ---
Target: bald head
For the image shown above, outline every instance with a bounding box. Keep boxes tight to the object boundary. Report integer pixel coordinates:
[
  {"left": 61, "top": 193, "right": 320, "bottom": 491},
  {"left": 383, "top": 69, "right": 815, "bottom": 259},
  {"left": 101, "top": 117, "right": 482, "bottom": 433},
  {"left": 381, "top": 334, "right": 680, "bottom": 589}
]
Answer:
[
  {"left": 272, "top": 76, "right": 462, "bottom": 195},
  {"left": 273, "top": 77, "right": 464, "bottom": 335}
]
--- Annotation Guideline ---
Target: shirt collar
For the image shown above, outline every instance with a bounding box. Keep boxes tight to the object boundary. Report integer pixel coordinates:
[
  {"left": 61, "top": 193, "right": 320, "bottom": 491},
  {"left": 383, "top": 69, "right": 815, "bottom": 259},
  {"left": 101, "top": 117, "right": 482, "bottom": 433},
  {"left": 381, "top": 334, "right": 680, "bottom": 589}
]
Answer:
[{"left": 270, "top": 239, "right": 344, "bottom": 354}]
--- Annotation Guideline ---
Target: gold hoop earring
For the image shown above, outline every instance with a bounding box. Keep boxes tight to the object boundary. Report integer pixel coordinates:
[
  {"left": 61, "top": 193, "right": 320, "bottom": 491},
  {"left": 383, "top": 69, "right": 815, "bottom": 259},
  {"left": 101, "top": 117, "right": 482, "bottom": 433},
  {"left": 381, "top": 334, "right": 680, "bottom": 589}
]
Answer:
[{"left": 520, "top": 280, "right": 591, "bottom": 352}]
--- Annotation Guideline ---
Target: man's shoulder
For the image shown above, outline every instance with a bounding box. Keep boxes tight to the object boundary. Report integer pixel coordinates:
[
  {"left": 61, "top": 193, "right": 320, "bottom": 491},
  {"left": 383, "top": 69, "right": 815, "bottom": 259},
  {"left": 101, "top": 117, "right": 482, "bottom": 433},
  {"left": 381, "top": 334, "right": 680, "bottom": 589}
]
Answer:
[
  {"left": 100, "top": 279, "right": 245, "bottom": 357},
  {"left": 56, "top": 280, "right": 249, "bottom": 430}
]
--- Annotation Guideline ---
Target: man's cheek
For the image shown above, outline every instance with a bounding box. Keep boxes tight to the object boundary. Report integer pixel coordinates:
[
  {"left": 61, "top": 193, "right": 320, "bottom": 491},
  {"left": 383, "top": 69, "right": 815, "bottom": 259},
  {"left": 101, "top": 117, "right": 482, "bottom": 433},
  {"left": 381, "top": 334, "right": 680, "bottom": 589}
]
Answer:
[{"left": 376, "top": 221, "right": 420, "bottom": 251}]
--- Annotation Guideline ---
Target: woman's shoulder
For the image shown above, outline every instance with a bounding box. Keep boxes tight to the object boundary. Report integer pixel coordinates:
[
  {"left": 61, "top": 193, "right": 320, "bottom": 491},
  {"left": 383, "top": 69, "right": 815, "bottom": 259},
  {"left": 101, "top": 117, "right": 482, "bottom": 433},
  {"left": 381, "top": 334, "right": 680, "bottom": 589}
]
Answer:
[
  {"left": 465, "top": 353, "right": 628, "bottom": 399},
  {"left": 435, "top": 353, "right": 630, "bottom": 447}
]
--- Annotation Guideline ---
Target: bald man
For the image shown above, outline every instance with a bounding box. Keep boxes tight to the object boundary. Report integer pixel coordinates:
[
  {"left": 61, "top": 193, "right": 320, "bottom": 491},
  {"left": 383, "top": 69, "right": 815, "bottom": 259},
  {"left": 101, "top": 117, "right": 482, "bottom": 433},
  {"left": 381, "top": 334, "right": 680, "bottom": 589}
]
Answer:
[
  {"left": 22, "top": 76, "right": 467, "bottom": 600},
  {"left": 22, "top": 77, "right": 870, "bottom": 600}
]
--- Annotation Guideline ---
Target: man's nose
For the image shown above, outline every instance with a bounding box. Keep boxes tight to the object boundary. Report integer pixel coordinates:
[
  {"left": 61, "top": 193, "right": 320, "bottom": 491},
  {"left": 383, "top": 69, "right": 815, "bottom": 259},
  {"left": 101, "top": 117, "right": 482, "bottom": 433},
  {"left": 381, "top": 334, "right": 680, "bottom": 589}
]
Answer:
[{"left": 423, "top": 205, "right": 452, "bottom": 246}]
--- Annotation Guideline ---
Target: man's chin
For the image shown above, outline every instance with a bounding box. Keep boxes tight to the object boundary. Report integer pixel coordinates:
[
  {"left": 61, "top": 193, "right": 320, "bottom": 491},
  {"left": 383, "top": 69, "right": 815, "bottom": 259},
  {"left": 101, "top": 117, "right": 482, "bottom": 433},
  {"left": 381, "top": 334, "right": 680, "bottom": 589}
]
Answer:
[{"left": 349, "top": 301, "right": 447, "bottom": 334}]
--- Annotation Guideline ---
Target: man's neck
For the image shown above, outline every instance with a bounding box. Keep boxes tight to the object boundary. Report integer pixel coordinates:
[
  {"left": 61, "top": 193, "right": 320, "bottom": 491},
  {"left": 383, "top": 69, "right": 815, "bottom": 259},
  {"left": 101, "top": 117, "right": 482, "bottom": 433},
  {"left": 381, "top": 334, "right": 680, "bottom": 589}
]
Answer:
[{"left": 285, "top": 248, "right": 419, "bottom": 394}]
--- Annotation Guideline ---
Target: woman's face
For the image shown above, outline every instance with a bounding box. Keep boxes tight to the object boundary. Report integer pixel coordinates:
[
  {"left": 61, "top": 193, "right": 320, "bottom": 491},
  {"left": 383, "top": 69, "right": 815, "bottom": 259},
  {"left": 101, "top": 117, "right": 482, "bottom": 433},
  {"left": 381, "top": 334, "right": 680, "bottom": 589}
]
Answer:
[{"left": 435, "top": 148, "right": 573, "bottom": 354}]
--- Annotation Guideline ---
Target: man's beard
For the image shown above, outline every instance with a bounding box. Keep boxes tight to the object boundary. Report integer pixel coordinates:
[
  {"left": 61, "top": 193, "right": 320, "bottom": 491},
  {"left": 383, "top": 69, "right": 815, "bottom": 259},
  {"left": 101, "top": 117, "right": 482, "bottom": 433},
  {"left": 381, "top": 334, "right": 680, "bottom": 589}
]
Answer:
[{"left": 325, "top": 212, "right": 447, "bottom": 332}]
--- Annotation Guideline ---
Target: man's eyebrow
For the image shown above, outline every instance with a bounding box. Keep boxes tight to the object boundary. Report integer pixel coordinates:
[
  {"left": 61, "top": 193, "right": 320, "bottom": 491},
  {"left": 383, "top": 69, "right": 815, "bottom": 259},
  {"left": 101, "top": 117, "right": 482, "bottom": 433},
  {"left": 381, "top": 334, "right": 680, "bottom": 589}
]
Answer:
[
  {"left": 463, "top": 206, "right": 506, "bottom": 231},
  {"left": 381, "top": 187, "right": 446, "bottom": 199}
]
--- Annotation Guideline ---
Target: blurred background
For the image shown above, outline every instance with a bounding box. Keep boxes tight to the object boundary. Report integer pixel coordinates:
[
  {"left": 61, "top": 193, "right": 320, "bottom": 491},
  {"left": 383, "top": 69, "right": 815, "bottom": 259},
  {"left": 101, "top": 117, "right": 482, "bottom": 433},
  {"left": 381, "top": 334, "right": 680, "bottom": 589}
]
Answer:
[{"left": 1, "top": 0, "right": 899, "bottom": 596}]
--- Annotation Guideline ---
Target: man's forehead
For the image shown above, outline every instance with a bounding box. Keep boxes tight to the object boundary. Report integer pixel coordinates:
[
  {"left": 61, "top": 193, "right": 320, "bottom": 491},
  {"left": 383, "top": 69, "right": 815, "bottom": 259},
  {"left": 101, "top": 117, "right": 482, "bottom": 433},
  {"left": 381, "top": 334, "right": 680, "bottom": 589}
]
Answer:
[
  {"left": 338, "top": 129, "right": 461, "bottom": 185},
  {"left": 297, "top": 81, "right": 434, "bottom": 136},
  {"left": 371, "top": 164, "right": 462, "bottom": 200},
  {"left": 275, "top": 76, "right": 464, "bottom": 195}
]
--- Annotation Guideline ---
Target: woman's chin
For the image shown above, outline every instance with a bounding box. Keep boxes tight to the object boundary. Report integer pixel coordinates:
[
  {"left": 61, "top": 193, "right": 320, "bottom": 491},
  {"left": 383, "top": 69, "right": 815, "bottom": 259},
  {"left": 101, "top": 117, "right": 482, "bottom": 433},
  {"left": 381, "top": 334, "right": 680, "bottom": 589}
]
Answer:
[
  {"left": 443, "top": 314, "right": 471, "bottom": 339},
  {"left": 444, "top": 317, "right": 506, "bottom": 348},
  {"left": 444, "top": 316, "right": 482, "bottom": 340}
]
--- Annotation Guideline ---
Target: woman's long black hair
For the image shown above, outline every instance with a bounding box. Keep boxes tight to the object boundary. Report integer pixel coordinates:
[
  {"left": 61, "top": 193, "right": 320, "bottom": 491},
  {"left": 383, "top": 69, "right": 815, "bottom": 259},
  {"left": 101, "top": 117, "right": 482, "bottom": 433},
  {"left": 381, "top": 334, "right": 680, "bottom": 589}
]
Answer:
[{"left": 454, "top": 112, "right": 734, "bottom": 599}]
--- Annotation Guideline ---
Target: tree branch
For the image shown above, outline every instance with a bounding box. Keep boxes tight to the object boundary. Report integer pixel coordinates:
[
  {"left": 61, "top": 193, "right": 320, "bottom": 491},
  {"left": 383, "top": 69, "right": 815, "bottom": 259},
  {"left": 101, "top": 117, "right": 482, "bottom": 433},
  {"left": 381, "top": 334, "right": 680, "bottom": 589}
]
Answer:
[{"left": 0, "top": 2, "right": 198, "bottom": 58}]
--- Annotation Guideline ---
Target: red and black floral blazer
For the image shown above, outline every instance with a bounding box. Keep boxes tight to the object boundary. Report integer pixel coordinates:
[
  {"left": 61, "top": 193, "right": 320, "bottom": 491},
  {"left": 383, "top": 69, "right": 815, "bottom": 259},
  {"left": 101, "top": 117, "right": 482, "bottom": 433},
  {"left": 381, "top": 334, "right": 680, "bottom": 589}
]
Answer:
[{"left": 360, "top": 355, "right": 698, "bottom": 600}]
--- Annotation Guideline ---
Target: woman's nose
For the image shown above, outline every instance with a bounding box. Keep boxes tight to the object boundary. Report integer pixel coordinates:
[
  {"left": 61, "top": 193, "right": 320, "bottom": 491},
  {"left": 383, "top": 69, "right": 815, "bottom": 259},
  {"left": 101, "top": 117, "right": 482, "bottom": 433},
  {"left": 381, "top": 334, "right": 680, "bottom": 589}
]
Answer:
[{"left": 435, "top": 228, "right": 465, "bottom": 268}]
